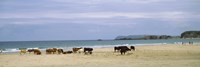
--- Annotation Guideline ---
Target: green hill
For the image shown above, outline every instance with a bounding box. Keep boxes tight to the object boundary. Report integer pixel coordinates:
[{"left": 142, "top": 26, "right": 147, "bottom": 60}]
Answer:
[{"left": 181, "top": 31, "right": 200, "bottom": 38}]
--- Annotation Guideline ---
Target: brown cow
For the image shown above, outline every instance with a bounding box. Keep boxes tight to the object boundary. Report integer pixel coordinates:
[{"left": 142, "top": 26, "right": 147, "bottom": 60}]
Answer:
[
  {"left": 72, "top": 47, "right": 82, "bottom": 53},
  {"left": 46, "top": 48, "right": 57, "bottom": 54},
  {"left": 57, "top": 49, "right": 64, "bottom": 54},
  {"left": 46, "top": 48, "right": 53, "bottom": 54},
  {"left": 33, "top": 49, "right": 41, "bottom": 55},
  {"left": 52, "top": 48, "right": 57, "bottom": 53},
  {"left": 20, "top": 49, "right": 26, "bottom": 55}
]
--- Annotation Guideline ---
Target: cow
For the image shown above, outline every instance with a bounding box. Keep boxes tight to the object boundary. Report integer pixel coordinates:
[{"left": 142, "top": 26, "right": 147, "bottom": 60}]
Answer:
[
  {"left": 46, "top": 48, "right": 53, "bottom": 54},
  {"left": 114, "top": 46, "right": 120, "bottom": 52},
  {"left": 72, "top": 47, "right": 82, "bottom": 53},
  {"left": 63, "top": 51, "right": 73, "bottom": 54},
  {"left": 114, "top": 46, "right": 130, "bottom": 52},
  {"left": 84, "top": 48, "right": 93, "bottom": 54},
  {"left": 33, "top": 49, "right": 41, "bottom": 55},
  {"left": 20, "top": 49, "right": 26, "bottom": 55},
  {"left": 27, "top": 49, "right": 34, "bottom": 54},
  {"left": 120, "top": 47, "right": 130, "bottom": 55},
  {"left": 77, "top": 48, "right": 84, "bottom": 53},
  {"left": 130, "top": 46, "right": 135, "bottom": 51},
  {"left": 114, "top": 46, "right": 131, "bottom": 55},
  {"left": 57, "top": 49, "right": 64, "bottom": 54},
  {"left": 52, "top": 48, "right": 57, "bottom": 54},
  {"left": 46, "top": 48, "right": 57, "bottom": 54}
]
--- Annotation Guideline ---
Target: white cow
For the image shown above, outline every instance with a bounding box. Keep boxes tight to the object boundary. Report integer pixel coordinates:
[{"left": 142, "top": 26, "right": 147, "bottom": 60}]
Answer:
[{"left": 77, "top": 48, "right": 84, "bottom": 53}]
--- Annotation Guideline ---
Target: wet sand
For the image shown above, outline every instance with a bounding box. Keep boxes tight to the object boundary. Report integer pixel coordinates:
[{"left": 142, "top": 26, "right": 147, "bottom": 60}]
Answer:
[{"left": 0, "top": 44, "right": 200, "bottom": 67}]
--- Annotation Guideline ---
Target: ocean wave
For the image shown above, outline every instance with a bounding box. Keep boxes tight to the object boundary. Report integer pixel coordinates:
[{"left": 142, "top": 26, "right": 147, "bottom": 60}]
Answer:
[
  {"left": 1, "top": 48, "right": 20, "bottom": 53},
  {"left": 0, "top": 47, "right": 47, "bottom": 53}
]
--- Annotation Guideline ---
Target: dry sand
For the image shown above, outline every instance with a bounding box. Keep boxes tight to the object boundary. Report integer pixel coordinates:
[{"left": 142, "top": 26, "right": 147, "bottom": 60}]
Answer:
[{"left": 0, "top": 44, "right": 200, "bottom": 67}]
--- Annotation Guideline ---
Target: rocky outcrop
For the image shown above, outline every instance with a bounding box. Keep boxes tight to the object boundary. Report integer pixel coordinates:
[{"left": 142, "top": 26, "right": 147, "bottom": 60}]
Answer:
[
  {"left": 181, "top": 31, "right": 200, "bottom": 38},
  {"left": 115, "top": 35, "right": 146, "bottom": 40},
  {"left": 115, "top": 35, "right": 172, "bottom": 40}
]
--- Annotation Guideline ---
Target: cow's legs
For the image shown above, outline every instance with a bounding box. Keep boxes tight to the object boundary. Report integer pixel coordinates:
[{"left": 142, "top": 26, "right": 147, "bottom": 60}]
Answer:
[{"left": 89, "top": 51, "right": 92, "bottom": 54}]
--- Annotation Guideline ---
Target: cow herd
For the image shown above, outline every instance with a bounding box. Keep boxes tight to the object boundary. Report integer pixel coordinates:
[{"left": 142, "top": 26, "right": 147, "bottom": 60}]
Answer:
[
  {"left": 20, "top": 46, "right": 135, "bottom": 55},
  {"left": 20, "top": 49, "right": 41, "bottom": 55}
]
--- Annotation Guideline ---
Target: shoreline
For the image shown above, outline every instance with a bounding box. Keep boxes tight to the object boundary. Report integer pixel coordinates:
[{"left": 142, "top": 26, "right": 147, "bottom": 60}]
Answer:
[
  {"left": 1, "top": 38, "right": 200, "bottom": 42},
  {"left": 1, "top": 44, "right": 200, "bottom": 67},
  {"left": 1, "top": 43, "right": 198, "bottom": 54},
  {"left": 1, "top": 38, "right": 200, "bottom": 53}
]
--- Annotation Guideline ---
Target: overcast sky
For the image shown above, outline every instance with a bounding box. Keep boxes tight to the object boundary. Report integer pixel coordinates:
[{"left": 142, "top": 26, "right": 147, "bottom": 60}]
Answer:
[{"left": 0, "top": 0, "right": 200, "bottom": 41}]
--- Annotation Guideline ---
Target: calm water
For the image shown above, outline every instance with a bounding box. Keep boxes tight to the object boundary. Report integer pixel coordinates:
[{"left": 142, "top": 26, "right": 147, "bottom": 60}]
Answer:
[{"left": 0, "top": 39, "right": 200, "bottom": 53}]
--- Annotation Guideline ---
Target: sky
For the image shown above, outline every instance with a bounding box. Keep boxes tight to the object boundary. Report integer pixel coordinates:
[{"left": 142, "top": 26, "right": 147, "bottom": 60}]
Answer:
[{"left": 0, "top": 0, "right": 200, "bottom": 41}]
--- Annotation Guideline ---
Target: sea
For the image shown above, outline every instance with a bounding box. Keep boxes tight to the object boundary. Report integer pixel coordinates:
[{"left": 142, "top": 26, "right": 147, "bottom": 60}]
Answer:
[{"left": 0, "top": 39, "right": 200, "bottom": 53}]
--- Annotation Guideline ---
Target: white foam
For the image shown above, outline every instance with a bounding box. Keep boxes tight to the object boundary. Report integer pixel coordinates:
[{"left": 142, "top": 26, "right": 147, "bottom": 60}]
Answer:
[{"left": 2, "top": 48, "right": 20, "bottom": 53}]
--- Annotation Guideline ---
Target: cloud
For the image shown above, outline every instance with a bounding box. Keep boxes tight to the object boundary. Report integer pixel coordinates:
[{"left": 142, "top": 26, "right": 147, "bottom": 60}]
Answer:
[
  {"left": 50, "top": 0, "right": 172, "bottom": 5},
  {"left": 1, "top": 11, "right": 196, "bottom": 19},
  {"left": 0, "top": 10, "right": 198, "bottom": 31},
  {"left": 0, "top": 0, "right": 200, "bottom": 41},
  {"left": 1, "top": 11, "right": 198, "bottom": 25}
]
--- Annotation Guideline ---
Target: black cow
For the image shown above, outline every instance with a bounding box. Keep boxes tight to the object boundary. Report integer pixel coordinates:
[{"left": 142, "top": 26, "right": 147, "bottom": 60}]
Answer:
[
  {"left": 63, "top": 51, "right": 73, "bottom": 54},
  {"left": 130, "top": 46, "right": 135, "bottom": 51},
  {"left": 114, "top": 46, "right": 131, "bottom": 55},
  {"left": 27, "top": 49, "right": 34, "bottom": 54},
  {"left": 114, "top": 46, "right": 120, "bottom": 52},
  {"left": 84, "top": 48, "right": 93, "bottom": 54}
]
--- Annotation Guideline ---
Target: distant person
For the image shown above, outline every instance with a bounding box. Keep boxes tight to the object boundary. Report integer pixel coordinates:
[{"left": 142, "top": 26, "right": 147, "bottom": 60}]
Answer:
[
  {"left": 189, "top": 42, "right": 193, "bottom": 45},
  {"left": 0, "top": 49, "right": 2, "bottom": 53},
  {"left": 181, "top": 42, "right": 184, "bottom": 45}
]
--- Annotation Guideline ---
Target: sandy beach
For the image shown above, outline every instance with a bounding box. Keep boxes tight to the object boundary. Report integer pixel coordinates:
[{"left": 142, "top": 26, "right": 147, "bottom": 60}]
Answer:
[{"left": 0, "top": 44, "right": 200, "bottom": 67}]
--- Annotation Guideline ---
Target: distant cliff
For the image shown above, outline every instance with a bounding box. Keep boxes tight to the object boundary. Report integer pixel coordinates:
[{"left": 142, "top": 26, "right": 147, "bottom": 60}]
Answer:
[
  {"left": 114, "top": 30, "right": 200, "bottom": 40},
  {"left": 115, "top": 35, "right": 172, "bottom": 40},
  {"left": 115, "top": 35, "right": 146, "bottom": 40},
  {"left": 181, "top": 31, "right": 200, "bottom": 38}
]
